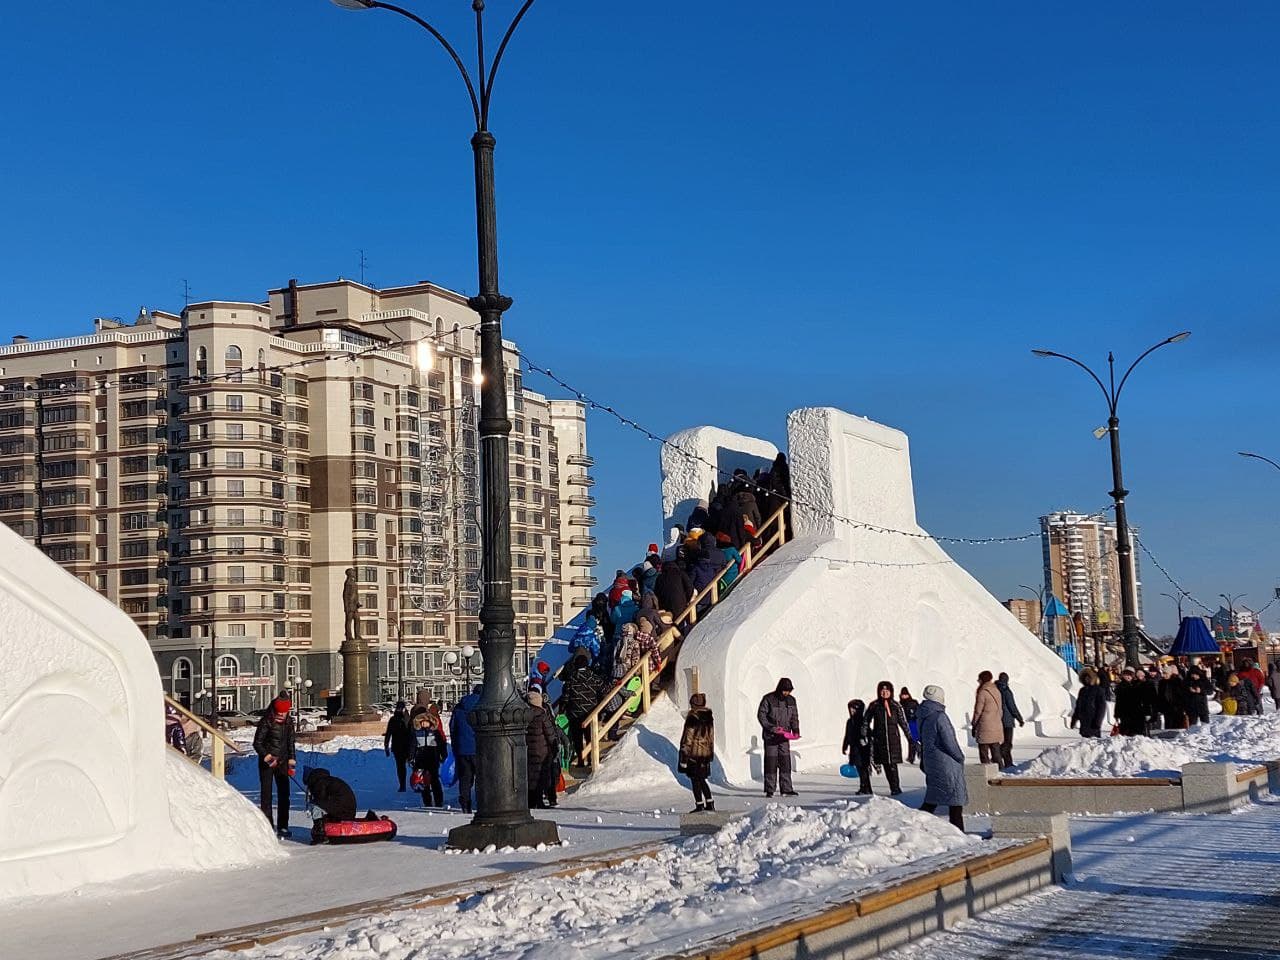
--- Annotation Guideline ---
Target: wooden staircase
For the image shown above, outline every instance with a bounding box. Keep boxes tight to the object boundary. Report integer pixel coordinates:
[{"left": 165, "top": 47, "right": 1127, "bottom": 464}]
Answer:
[{"left": 572, "top": 504, "right": 790, "bottom": 779}]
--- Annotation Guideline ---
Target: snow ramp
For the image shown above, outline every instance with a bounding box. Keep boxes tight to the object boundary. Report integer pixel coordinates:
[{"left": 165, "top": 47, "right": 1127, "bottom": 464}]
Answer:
[
  {"left": 0, "top": 524, "right": 280, "bottom": 901},
  {"left": 665, "top": 408, "right": 1075, "bottom": 785}
]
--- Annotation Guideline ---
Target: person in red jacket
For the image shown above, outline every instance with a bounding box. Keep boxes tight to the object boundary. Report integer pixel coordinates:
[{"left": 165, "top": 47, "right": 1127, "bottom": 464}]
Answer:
[{"left": 1238, "top": 660, "right": 1266, "bottom": 700}]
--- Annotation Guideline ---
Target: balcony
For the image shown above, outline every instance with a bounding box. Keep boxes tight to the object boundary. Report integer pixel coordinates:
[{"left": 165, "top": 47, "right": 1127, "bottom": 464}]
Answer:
[
  {"left": 569, "top": 575, "right": 597, "bottom": 589},
  {"left": 567, "top": 534, "right": 596, "bottom": 547},
  {"left": 566, "top": 474, "right": 594, "bottom": 488},
  {"left": 566, "top": 494, "right": 595, "bottom": 508},
  {"left": 567, "top": 515, "right": 596, "bottom": 527},
  {"left": 566, "top": 454, "right": 593, "bottom": 467},
  {"left": 569, "top": 555, "right": 597, "bottom": 568}
]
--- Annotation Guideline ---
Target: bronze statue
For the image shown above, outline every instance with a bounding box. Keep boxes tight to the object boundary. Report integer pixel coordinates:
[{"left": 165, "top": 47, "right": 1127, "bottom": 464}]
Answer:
[{"left": 342, "top": 567, "right": 360, "bottom": 646}]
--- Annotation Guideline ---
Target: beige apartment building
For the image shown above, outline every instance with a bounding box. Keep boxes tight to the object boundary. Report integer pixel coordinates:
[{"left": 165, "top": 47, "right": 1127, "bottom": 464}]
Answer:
[
  {"left": 1001, "top": 597, "right": 1043, "bottom": 638},
  {"left": 1040, "top": 510, "right": 1142, "bottom": 645},
  {"left": 0, "top": 279, "right": 595, "bottom": 714}
]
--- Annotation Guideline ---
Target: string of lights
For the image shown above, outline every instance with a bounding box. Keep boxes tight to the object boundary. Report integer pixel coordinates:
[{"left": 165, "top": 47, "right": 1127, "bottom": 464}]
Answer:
[
  {"left": 1132, "top": 536, "right": 1214, "bottom": 614},
  {"left": 521, "top": 352, "right": 1114, "bottom": 549},
  {"left": 0, "top": 319, "right": 485, "bottom": 399}
]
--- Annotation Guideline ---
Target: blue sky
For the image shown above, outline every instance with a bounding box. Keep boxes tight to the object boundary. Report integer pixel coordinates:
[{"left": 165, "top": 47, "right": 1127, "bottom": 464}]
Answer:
[{"left": 2, "top": 2, "right": 1276, "bottom": 635}]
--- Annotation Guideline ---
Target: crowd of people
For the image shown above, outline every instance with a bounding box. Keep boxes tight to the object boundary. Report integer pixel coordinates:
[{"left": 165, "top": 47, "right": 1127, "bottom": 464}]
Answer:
[{"left": 1070, "top": 656, "right": 1277, "bottom": 737}]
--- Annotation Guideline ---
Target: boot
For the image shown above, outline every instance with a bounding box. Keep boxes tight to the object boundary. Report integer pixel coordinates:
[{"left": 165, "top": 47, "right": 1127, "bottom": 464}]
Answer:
[
  {"left": 691, "top": 802, "right": 705, "bottom": 813},
  {"left": 705, "top": 800, "right": 715, "bottom": 812}
]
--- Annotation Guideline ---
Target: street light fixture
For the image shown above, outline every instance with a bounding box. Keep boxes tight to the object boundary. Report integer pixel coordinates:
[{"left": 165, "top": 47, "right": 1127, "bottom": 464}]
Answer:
[
  {"left": 327, "top": 0, "right": 556, "bottom": 851},
  {"left": 1159, "top": 591, "right": 1184, "bottom": 623},
  {"left": 1238, "top": 451, "right": 1280, "bottom": 472},
  {"left": 1219, "top": 593, "right": 1246, "bottom": 642},
  {"left": 1031, "top": 331, "right": 1190, "bottom": 668}
]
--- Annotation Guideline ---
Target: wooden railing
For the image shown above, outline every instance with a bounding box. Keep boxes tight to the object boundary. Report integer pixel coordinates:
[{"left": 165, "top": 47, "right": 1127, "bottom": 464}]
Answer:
[
  {"left": 165, "top": 694, "right": 246, "bottom": 780},
  {"left": 579, "top": 503, "right": 789, "bottom": 772}
]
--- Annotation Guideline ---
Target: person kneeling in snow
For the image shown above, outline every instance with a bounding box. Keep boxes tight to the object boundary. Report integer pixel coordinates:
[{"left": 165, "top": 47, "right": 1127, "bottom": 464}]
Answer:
[{"left": 303, "top": 767, "right": 358, "bottom": 844}]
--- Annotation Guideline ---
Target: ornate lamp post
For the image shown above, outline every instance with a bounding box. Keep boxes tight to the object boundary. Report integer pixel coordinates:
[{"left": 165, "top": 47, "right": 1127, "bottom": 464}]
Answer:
[
  {"left": 1032, "top": 331, "right": 1190, "bottom": 668},
  {"left": 328, "top": 0, "right": 557, "bottom": 849}
]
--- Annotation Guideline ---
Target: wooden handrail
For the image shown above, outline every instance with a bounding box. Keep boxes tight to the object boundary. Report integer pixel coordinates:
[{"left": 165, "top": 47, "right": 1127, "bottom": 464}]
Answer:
[
  {"left": 578, "top": 502, "right": 790, "bottom": 771},
  {"left": 165, "top": 694, "right": 246, "bottom": 780}
]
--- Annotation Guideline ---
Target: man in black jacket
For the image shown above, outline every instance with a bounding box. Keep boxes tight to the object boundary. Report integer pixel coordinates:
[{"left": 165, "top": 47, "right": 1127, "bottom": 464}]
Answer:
[
  {"left": 560, "top": 649, "right": 604, "bottom": 766},
  {"left": 383, "top": 701, "right": 414, "bottom": 791},
  {"left": 757, "top": 678, "right": 800, "bottom": 797},
  {"left": 253, "top": 694, "right": 296, "bottom": 838},
  {"left": 1113, "top": 668, "right": 1154, "bottom": 736},
  {"left": 653, "top": 560, "right": 694, "bottom": 622},
  {"left": 303, "top": 767, "right": 358, "bottom": 844}
]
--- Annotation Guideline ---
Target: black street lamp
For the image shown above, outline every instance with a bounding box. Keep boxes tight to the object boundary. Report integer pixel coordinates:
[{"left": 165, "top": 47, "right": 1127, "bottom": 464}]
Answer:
[
  {"left": 1159, "top": 591, "right": 1184, "bottom": 623},
  {"left": 1219, "top": 592, "right": 1246, "bottom": 641},
  {"left": 1032, "top": 331, "right": 1190, "bottom": 668},
  {"left": 328, "top": 0, "right": 557, "bottom": 850}
]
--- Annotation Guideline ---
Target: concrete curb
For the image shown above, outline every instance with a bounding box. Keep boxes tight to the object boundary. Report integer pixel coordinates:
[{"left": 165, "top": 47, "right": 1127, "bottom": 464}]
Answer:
[
  {"left": 672, "top": 837, "right": 1057, "bottom": 960},
  {"left": 967, "top": 758, "right": 1280, "bottom": 816}
]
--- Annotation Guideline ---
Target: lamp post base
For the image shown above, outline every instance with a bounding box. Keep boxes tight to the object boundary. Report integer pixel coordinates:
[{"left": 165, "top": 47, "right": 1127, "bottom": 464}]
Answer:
[{"left": 447, "top": 817, "right": 561, "bottom": 851}]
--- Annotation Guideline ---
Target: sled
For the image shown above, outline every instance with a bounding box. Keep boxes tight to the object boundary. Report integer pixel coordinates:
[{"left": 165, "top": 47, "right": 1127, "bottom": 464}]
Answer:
[
  {"left": 312, "top": 814, "right": 399, "bottom": 845},
  {"left": 839, "top": 764, "right": 860, "bottom": 779}
]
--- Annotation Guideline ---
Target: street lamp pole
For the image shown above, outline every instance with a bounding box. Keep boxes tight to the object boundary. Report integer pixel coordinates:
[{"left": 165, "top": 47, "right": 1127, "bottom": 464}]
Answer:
[
  {"left": 1017, "top": 583, "right": 1044, "bottom": 641},
  {"left": 1159, "top": 591, "right": 1184, "bottom": 623},
  {"left": 1032, "top": 331, "right": 1190, "bottom": 668},
  {"left": 328, "top": 0, "right": 556, "bottom": 850},
  {"left": 1220, "top": 593, "right": 1245, "bottom": 642}
]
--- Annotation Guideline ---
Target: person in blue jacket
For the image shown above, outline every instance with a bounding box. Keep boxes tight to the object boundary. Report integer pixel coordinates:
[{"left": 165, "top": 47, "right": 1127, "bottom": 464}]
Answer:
[
  {"left": 449, "top": 685, "right": 481, "bottom": 814},
  {"left": 917, "top": 685, "right": 967, "bottom": 831}
]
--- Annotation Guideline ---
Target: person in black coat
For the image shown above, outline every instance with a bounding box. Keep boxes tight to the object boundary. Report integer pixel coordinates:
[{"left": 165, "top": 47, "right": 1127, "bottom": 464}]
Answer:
[
  {"left": 756, "top": 678, "right": 800, "bottom": 797},
  {"left": 1184, "top": 667, "right": 1213, "bottom": 725},
  {"left": 653, "top": 560, "right": 694, "bottom": 623},
  {"left": 383, "top": 701, "right": 415, "bottom": 791},
  {"left": 678, "top": 693, "right": 716, "bottom": 812},
  {"left": 1113, "top": 668, "right": 1154, "bottom": 736},
  {"left": 303, "top": 767, "right": 358, "bottom": 843},
  {"left": 560, "top": 650, "right": 605, "bottom": 766},
  {"left": 862, "top": 680, "right": 910, "bottom": 796},
  {"left": 841, "top": 699, "right": 872, "bottom": 795},
  {"left": 525, "top": 688, "right": 560, "bottom": 808},
  {"left": 1157, "top": 666, "right": 1188, "bottom": 730},
  {"left": 1070, "top": 668, "right": 1108, "bottom": 738},
  {"left": 252, "top": 695, "right": 297, "bottom": 837}
]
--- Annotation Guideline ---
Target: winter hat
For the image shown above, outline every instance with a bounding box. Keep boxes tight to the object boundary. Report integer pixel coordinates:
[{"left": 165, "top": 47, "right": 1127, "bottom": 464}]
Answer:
[
  {"left": 271, "top": 696, "right": 291, "bottom": 717},
  {"left": 689, "top": 692, "right": 707, "bottom": 708},
  {"left": 923, "top": 684, "right": 945, "bottom": 705},
  {"left": 528, "top": 689, "right": 544, "bottom": 706},
  {"left": 647, "top": 543, "right": 659, "bottom": 556},
  {"left": 536, "top": 660, "right": 550, "bottom": 676},
  {"left": 635, "top": 616, "right": 653, "bottom": 633},
  {"left": 776, "top": 677, "right": 794, "bottom": 694}
]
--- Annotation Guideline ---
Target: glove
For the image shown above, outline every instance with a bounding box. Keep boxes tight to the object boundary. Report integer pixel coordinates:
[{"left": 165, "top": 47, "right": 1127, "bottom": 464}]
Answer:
[
  {"left": 385, "top": 749, "right": 391, "bottom": 757},
  {"left": 264, "top": 754, "right": 275, "bottom": 767},
  {"left": 1019, "top": 720, "right": 1025, "bottom": 728}
]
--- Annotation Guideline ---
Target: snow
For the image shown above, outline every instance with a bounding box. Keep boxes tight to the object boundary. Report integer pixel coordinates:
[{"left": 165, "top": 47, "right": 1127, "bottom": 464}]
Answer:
[
  {"left": 667, "top": 407, "right": 1075, "bottom": 785},
  {"left": 0, "top": 523, "right": 278, "bottom": 903},
  {"left": 164, "top": 751, "right": 285, "bottom": 871},
  {"left": 214, "top": 797, "right": 979, "bottom": 960},
  {"left": 574, "top": 697, "right": 687, "bottom": 802},
  {"left": 1014, "top": 713, "right": 1280, "bottom": 779},
  {"left": 660, "top": 425, "right": 778, "bottom": 540}
]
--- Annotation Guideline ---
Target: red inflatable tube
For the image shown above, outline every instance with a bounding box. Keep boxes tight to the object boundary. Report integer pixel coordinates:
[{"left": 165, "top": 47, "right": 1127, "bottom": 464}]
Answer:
[{"left": 313, "top": 816, "right": 398, "bottom": 845}]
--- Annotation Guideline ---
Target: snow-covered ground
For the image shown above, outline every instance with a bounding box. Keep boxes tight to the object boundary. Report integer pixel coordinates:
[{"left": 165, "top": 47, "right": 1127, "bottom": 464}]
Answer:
[
  {"left": 216, "top": 798, "right": 981, "bottom": 960},
  {"left": 1012, "top": 713, "right": 1280, "bottom": 779}
]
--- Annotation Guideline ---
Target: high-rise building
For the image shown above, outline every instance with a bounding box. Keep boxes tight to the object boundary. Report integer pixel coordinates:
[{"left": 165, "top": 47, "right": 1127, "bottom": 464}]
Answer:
[
  {"left": 1040, "top": 510, "right": 1142, "bottom": 644},
  {"left": 0, "top": 279, "right": 595, "bottom": 712},
  {"left": 1001, "top": 597, "right": 1043, "bottom": 638}
]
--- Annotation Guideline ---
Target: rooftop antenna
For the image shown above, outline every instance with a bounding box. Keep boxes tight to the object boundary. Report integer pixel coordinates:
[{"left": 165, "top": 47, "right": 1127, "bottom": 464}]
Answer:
[
  {"left": 182, "top": 279, "right": 192, "bottom": 308},
  {"left": 358, "top": 250, "right": 368, "bottom": 285}
]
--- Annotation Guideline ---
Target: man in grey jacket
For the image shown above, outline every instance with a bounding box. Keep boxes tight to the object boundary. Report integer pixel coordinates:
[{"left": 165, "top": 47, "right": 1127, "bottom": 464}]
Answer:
[{"left": 757, "top": 678, "right": 800, "bottom": 797}]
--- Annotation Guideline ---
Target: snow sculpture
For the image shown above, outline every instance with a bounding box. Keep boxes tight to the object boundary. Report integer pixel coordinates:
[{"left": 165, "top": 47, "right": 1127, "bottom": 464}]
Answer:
[
  {"left": 0, "top": 525, "right": 279, "bottom": 901},
  {"left": 661, "top": 426, "right": 778, "bottom": 541},
  {"left": 670, "top": 407, "right": 1075, "bottom": 785}
]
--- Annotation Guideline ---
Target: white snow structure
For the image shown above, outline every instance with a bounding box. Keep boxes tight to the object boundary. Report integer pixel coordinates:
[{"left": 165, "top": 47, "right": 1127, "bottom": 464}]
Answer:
[
  {"left": 661, "top": 426, "right": 778, "bottom": 542},
  {"left": 0, "top": 525, "right": 280, "bottom": 902},
  {"left": 667, "top": 407, "right": 1075, "bottom": 785}
]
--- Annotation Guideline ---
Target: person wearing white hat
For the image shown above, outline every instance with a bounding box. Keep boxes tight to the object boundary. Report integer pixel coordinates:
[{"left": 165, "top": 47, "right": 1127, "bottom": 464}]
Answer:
[{"left": 917, "top": 685, "right": 967, "bottom": 831}]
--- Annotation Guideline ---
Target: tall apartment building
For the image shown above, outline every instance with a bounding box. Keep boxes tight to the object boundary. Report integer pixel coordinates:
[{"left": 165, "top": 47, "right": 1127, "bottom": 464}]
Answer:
[
  {"left": 1040, "top": 510, "right": 1142, "bottom": 644},
  {"left": 0, "top": 279, "right": 596, "bottom": 713},
  {"left": 1001, "top": 598, "right": 1043, "bottom": 638}
]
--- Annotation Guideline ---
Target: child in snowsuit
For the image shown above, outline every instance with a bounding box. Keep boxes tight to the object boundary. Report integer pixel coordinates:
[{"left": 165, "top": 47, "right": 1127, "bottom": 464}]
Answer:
[
  {"left": 411, "top": 707, "right": 449, "bottom": 807},
  {"left": 841, "top": 699, "right": 872, "bottom": 794}
]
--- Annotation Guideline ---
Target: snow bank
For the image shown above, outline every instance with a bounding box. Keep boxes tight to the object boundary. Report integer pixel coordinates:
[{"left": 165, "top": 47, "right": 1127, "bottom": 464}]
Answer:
[
  {"left": 573, "top": 697, "right": 686, "bottom": 803},
  {"left": 1017, "top": 713, "right": 1280, "bottom": 779},
  {"left": 165, "top": 752, "right": 284, "bottom": 871},
  {"left": 219, "top": 797, "right": 979, "bottom": 960},
  {"left": 0, "top": 524, "right": 279, "bottom": 902}
]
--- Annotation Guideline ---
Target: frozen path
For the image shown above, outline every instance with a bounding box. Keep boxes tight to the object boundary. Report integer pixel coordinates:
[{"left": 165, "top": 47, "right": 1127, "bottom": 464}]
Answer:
[{"left": 890, "top": 796, "right": 1280, "bottom": 960}]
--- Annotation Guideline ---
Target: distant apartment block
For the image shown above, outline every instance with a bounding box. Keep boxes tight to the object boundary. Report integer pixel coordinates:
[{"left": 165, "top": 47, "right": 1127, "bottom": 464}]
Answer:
[
  {"left": 1001, "top": 597, "right": 1043, "bottom": 638},
  {"left": 1040, "top": 510, "right": 1142, "bottom": 644},
  {"left": 0, "top": 279, "right": 595, "bottom": 712}
]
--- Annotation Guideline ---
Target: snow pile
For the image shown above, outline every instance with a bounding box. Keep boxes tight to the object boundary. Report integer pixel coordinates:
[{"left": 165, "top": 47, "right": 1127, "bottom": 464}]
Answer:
[
  {"left": 1017, "top": 713, "right": 1280, "bottom": 779},
  {"left": 164, "top": 752, "right": 284, "bottom": 870},
  {"left": 573, "top": 697, "right": 686, "bottom": 803},
  {"left": 219, "top": 798, "right": 979, "bottom": 960}
]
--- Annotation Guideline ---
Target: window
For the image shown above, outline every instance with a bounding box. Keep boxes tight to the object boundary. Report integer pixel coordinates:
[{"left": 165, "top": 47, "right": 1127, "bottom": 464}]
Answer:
[
  {"left": 121, "top": 512, "right": 151, "bottom": 530},
  {"left": 227, "top": 451, "right": 244, "bottom": 469},
  {"left": 227, "top": 395, "right": 243, "bottom": 412},
  {"left": 227, "top": 509, "right": 244, "bottom": 527},
  {"left": 228, "top": 536, "right": 245, "bottom": 555},
  {"left": 228, "top": 595, "right": 246, "bottom": 613},
  {"left": 228, "top": 565, "right": 245, "bottom": 584},
  {"left": 227, "top": 480, "right": 244, "bottom": 498},
  {"left": 227, "top": 423, "right": 244, "bottom": 441},
  {"left": 286, "top": 656, "right": 301, "bottom": 685},
  {"left": 216, "top": 655, "right": 238, "bottom": 680},
  {"left": 225, "top": 345, "right": 242, "bottom": 364},
  {"left": 259, "top": 654, "right": 273, "bottom": 679},
  {"left": 173, "top": 658, "right": 192, "bottom": 682},
  {"left": 121, "top": 569, "right": 149, "bottom": 586},
  {"left": 227, "top": 623, "right": 246, "bottom": 637}
]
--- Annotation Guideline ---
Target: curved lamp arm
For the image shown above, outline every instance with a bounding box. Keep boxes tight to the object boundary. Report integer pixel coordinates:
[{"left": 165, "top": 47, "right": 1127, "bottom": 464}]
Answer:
[
  {"left": 1114, "top": 331, "right": 1191, "bottom": 405},
  {"left": 483, "top": 0, "right": 536, "bottom": 123},
  {"left": 1031, "top": 348, "right": 1113, "bottom": 413},
  {"left": 1239, "top": 451, "right": 1280, "bottom": 473}
]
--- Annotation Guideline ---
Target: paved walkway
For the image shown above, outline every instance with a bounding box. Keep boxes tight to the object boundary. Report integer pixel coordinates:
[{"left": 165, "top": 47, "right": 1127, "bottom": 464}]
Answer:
[{"left": 890, "top": 796, "right": 1280, "bottom": 960}]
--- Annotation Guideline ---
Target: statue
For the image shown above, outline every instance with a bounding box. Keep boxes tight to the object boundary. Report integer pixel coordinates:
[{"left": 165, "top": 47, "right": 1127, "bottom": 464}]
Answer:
[{"left": 342, "top": 567, "right": 359, "bottom": 646}]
